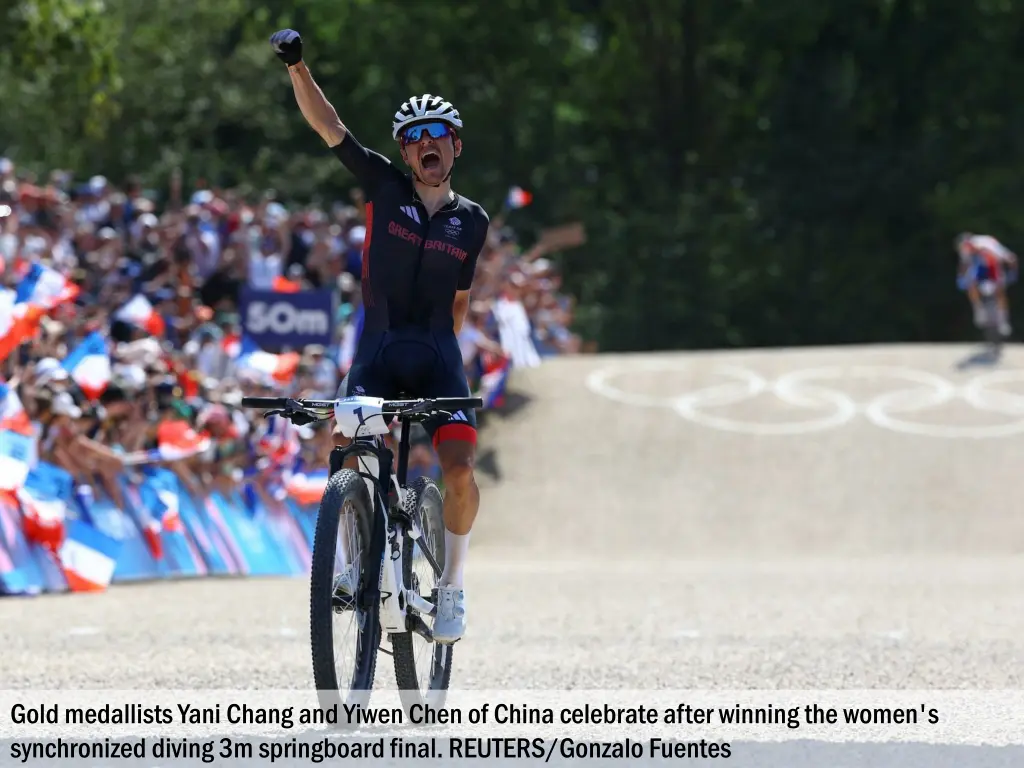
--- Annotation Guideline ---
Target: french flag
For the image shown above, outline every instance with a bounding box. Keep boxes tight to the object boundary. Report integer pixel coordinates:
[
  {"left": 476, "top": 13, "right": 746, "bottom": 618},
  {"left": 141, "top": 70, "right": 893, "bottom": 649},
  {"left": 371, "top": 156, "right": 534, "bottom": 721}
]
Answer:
[
  {"left": 223, "top": 333, "right": 241, "bottom": 359},
  {"left": 285, "top": 469, "right": 329, "bottom": 506},
  {"left": 156, "top": 419, "right": 212, "bottom": 461},
  {"left": 506, "top": 186, "right": 533, "bottom": 209},
  {"left": 236, "top": 336, "right": 300, "bottom": 384},
  {"left": 15, "top": 262, "right": 80, "bottom": 311},
  {"left": 58, "top": 518, "right": 122, "bottom": 592},
  {"left": 0, "top": 383, "right": 33, "bottom": 437},
  {"left": 478, "top": 351, "right": 511, "bottom": 409},
  {"left": 0, "top": 430, "right": 33, "bottom": 491},
  {"left": 154, "top": 488, "right": 185, "bottom": 534},
  {"left": 0, "top": 289, "right": 44, "bottom": 364},
  {"left": 62, "top": 331, "right": 111, "bottom": 400},
  {"left": 114, "top": 294, "right": 166, "bottom": 337},
  {"left": 17, "top": 484, "right": 67, "bottom": 553}
]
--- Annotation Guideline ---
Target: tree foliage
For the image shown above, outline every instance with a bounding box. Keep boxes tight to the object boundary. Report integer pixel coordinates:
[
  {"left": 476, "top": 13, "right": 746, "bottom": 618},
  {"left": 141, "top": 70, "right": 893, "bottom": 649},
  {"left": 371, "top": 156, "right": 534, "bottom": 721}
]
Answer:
[{"left": 3, "top": 0, "right": 1022, "bottom": 349}]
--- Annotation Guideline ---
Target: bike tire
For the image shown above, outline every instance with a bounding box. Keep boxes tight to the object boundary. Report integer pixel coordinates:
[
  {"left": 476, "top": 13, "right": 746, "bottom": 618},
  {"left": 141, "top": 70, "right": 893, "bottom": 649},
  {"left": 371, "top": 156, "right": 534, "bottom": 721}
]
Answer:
[
  {"left": 309, "top": 468, "right": 381, "bottom": 726},
  {"left": 391, "top": 476, "right": 453, "bottom": 717}
]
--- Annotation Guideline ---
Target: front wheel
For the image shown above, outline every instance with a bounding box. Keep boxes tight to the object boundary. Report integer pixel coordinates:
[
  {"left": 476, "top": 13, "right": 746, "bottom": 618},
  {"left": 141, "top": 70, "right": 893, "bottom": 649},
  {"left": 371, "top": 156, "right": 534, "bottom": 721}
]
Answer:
[
  {"left": 310, "top": 468, "right": 381, "bottom": 725},
  {"left": 391, "top": 476, "right": 453, "bottom": 717}
]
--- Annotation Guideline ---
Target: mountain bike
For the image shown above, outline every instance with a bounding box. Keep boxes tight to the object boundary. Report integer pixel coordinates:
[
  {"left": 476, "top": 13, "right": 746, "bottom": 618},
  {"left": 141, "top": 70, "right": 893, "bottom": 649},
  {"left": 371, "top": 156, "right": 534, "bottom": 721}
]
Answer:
[
  {"left": 976, "top": 274, "right": 1016, "bottom": 349},
  {"left": 242, "top": 394, "right": 482, "bottom": 724},
  {"left": 977, "top": 280, "right": 1002, "bottom": 350}
]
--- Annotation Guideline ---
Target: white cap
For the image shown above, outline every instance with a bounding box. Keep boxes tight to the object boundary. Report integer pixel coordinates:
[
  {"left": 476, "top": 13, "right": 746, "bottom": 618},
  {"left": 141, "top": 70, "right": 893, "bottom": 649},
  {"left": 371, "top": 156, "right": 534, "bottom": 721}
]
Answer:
[
  {"left": 112, "top": 363, "right": 147, "bottom": 391},
  {"left": 265, "top": 201, "right": 287, "bottom": 222},
  {"left": 35, "top": 357, "right": 69, "bottom": 385},
  {"left": 348, "top": 225, "right": 366, "bottom": 246}
]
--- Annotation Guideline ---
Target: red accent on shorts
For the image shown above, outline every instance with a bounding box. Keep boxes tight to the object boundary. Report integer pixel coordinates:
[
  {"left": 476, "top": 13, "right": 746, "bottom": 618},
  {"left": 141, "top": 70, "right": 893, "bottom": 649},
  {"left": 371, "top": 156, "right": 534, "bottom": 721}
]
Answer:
[{"left": 433, "top": 423, "right": 477, "bottom": 448}]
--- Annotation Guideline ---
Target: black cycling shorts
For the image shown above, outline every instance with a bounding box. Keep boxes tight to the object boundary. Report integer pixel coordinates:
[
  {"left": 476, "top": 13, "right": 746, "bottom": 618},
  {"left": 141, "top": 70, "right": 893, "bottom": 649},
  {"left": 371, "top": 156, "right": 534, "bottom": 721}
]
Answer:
[{"left": 339, "top": 328, "right": 477, "bottom": 448}]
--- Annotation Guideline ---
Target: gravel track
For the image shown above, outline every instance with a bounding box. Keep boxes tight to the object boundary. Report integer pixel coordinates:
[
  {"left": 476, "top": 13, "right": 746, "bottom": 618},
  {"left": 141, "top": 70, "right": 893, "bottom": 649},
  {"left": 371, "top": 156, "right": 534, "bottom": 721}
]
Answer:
[{"left": 2, "top": 343, "right": 1022, "bottom": 765}]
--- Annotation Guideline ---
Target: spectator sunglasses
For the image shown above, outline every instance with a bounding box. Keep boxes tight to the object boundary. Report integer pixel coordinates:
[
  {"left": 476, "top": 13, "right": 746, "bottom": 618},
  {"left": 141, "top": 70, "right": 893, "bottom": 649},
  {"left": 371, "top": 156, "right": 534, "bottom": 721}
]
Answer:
[{"left": 401, "top": 122, "right": 455, "bottom": 145}]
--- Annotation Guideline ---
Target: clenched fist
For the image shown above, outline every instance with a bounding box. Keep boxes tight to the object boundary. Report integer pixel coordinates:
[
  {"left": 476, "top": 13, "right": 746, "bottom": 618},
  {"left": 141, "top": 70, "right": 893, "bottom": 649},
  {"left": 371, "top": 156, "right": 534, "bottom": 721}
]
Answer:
[{"left": 270, "top": 29, "right": 303, "bottom": 67}]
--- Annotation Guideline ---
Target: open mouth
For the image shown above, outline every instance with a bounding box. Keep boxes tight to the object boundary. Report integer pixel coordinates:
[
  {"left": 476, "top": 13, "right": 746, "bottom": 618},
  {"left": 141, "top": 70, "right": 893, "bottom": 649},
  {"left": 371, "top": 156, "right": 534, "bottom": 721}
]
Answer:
[{"left": 421, "top": 150, "right": 441, "bottom": 171}]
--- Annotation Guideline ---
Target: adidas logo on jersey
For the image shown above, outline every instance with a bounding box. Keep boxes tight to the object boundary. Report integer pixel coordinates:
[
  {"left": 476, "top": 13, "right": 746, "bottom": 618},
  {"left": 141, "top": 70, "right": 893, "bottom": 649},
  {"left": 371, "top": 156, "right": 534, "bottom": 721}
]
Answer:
[
  {"left": 400, "top": 205, "right": 421, "bottom": 224},
  {"left": 451, "top": 411, "right": 468, "bottom": 422}
]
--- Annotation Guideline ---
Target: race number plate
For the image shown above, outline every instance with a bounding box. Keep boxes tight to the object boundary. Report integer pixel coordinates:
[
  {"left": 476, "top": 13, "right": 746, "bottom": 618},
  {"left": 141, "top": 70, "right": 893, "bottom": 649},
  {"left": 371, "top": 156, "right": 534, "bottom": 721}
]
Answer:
[{"left": 334, "top": 396, "right": 390, "bottom": 438}]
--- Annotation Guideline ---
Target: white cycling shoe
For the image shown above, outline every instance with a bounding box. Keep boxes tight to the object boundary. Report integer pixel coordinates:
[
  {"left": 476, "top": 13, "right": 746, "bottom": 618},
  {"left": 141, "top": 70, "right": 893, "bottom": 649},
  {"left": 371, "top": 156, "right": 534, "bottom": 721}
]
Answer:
[{"left": 431, "top": 585, "right": 466, "bottom": 644}]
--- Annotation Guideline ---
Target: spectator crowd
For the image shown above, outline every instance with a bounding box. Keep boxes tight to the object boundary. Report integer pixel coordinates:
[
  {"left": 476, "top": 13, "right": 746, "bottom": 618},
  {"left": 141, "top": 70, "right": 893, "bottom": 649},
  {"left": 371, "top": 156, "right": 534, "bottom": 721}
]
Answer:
[{"left": 0, "top": 156, "right": 585, "bottom": 513}]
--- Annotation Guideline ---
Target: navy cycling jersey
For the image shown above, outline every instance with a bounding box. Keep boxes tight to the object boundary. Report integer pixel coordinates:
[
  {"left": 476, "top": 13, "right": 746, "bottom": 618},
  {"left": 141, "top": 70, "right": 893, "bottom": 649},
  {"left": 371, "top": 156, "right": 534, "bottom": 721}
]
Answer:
[{"left": 331, "top": 132, "right": 490, "bottom": 334}]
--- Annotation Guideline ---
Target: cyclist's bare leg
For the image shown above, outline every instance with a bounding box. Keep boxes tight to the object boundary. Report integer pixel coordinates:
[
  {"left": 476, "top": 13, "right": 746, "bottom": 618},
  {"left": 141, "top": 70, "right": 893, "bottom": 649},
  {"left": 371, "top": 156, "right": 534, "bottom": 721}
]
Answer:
[
  {"left": 966, "top": 282, "right": 983, "bottom": 324},
  {"left": 435, "top": 439, "right": 478, "bottom": 587},
  {"left": 428, "top": 438, "right": 476, "bottom": 643}
]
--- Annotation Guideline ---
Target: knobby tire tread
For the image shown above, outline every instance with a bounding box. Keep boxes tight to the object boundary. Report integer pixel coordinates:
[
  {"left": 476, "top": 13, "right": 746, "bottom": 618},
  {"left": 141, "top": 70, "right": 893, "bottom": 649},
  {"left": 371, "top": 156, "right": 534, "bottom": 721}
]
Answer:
[
  {"left": 309, "top": 468, "right": 380, "bottom": 725},
  {"left": 391, "top": 475, "right": 453, "bottom": 717}
]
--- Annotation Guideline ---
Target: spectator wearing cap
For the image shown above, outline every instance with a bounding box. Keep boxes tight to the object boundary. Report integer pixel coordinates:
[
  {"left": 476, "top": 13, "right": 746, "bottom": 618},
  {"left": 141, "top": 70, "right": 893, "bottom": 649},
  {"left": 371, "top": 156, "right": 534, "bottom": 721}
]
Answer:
[
  {"left": 33, "top": 389, "right": 93, "bottom": 492},
  {"left": 32, "top": 357, "right": 70, "bottom": 390}
]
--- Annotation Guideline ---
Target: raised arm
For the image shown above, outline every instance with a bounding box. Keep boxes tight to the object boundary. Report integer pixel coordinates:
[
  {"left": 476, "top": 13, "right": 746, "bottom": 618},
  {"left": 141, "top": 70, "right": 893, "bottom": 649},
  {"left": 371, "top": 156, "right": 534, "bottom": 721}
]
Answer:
[
  {"left": 270, "top": 30, "right": 346, "bottom": 148},
  {"left": 288, "top": 62, "right": 346, "bottom": 147},
  {"left": 271, "top": 28, "right": 402, "bottom": 196}
]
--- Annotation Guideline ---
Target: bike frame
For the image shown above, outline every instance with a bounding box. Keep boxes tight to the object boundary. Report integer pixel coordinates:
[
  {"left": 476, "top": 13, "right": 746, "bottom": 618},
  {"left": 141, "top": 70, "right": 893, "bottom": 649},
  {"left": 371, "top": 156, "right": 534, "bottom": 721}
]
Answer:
[{"left": 329, "top": 419, "right": 438, "bottom": 638}]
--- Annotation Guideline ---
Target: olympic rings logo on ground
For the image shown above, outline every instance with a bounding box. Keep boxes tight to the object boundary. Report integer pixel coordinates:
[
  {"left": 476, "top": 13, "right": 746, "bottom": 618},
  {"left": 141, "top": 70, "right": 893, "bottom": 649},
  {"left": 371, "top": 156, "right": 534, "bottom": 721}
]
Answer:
[{"left": 585, "top": 361, "right": 1024, "bottom": 438}]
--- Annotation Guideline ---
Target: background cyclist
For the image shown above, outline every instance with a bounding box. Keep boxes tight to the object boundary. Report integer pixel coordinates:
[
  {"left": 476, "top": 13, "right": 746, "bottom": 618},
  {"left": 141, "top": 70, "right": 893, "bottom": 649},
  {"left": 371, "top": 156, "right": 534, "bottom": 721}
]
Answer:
[
  {"left": 271, "top": 28, "right": 490, "bottom": 644},
  {"left": 955, "top": 232, "right": 1019, "bottom": 337}
]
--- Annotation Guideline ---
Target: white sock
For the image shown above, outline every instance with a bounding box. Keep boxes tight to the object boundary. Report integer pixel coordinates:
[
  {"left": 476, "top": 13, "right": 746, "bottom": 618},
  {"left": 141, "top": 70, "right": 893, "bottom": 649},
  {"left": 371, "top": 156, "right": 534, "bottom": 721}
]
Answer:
[{"left": 440, "top": 529, "right": 471, "bottom": 588}]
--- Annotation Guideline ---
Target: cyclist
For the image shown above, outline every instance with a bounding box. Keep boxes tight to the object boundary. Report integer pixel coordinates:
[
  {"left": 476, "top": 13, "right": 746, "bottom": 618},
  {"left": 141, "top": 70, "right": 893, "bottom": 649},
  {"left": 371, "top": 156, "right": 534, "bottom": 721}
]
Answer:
[
  {"left": 270, "top": 29, "right": 490, "bottom": 644},
  {"left": 955, "top": 232, "right": 1019, "bottom": 336}
]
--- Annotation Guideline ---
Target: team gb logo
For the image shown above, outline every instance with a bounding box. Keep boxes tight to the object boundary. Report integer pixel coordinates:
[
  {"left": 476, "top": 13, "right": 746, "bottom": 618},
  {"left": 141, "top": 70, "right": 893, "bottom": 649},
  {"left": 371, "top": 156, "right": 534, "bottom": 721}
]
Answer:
[{"left": 444, "top": 217, "right": 462, "bottom": 239}]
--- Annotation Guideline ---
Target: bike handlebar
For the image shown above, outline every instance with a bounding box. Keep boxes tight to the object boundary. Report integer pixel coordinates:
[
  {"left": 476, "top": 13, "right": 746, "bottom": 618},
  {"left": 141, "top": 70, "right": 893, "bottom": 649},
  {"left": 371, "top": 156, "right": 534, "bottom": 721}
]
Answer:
[
  {"left": 240, "top": 395, "right": 484, "bottom": 421},
  {"left": 241, "top": 397, "right": 289, "bottom": 409}
]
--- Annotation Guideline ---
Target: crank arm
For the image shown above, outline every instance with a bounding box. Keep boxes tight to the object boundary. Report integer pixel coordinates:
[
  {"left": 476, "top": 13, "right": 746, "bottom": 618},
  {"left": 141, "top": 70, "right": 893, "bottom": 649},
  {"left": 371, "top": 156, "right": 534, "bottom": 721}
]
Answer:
[{"left": 405, "top": 589, "right": 436, "bottom": 617}]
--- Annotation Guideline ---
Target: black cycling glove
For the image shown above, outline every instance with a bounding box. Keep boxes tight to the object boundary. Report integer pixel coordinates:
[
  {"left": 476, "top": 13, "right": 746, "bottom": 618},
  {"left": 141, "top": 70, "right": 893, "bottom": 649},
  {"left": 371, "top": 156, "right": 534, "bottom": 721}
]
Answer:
[{"left": 270, "top": 29, "right": 303, "bottom": 67}]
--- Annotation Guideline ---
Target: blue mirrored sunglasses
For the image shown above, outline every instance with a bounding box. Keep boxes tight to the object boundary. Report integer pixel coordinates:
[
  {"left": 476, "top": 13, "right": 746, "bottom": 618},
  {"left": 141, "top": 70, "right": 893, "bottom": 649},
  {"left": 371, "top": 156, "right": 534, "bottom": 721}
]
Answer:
[{"left": 401, "top": 122, "right": 453, "bottom": 144}]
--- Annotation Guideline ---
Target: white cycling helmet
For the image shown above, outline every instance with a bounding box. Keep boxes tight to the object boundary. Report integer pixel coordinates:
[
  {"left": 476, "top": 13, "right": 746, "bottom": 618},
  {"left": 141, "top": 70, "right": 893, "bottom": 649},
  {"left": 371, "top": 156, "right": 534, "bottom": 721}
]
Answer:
[{"left": 392, "top": 93, "right": 463, "bottom": 141}]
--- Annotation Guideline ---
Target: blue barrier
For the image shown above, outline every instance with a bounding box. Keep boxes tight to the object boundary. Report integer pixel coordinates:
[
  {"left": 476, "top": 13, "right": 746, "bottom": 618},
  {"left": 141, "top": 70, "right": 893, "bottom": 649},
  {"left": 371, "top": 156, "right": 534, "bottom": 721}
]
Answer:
[{"left": 0, "top": 460, "right": 322, "bottom": 596}]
